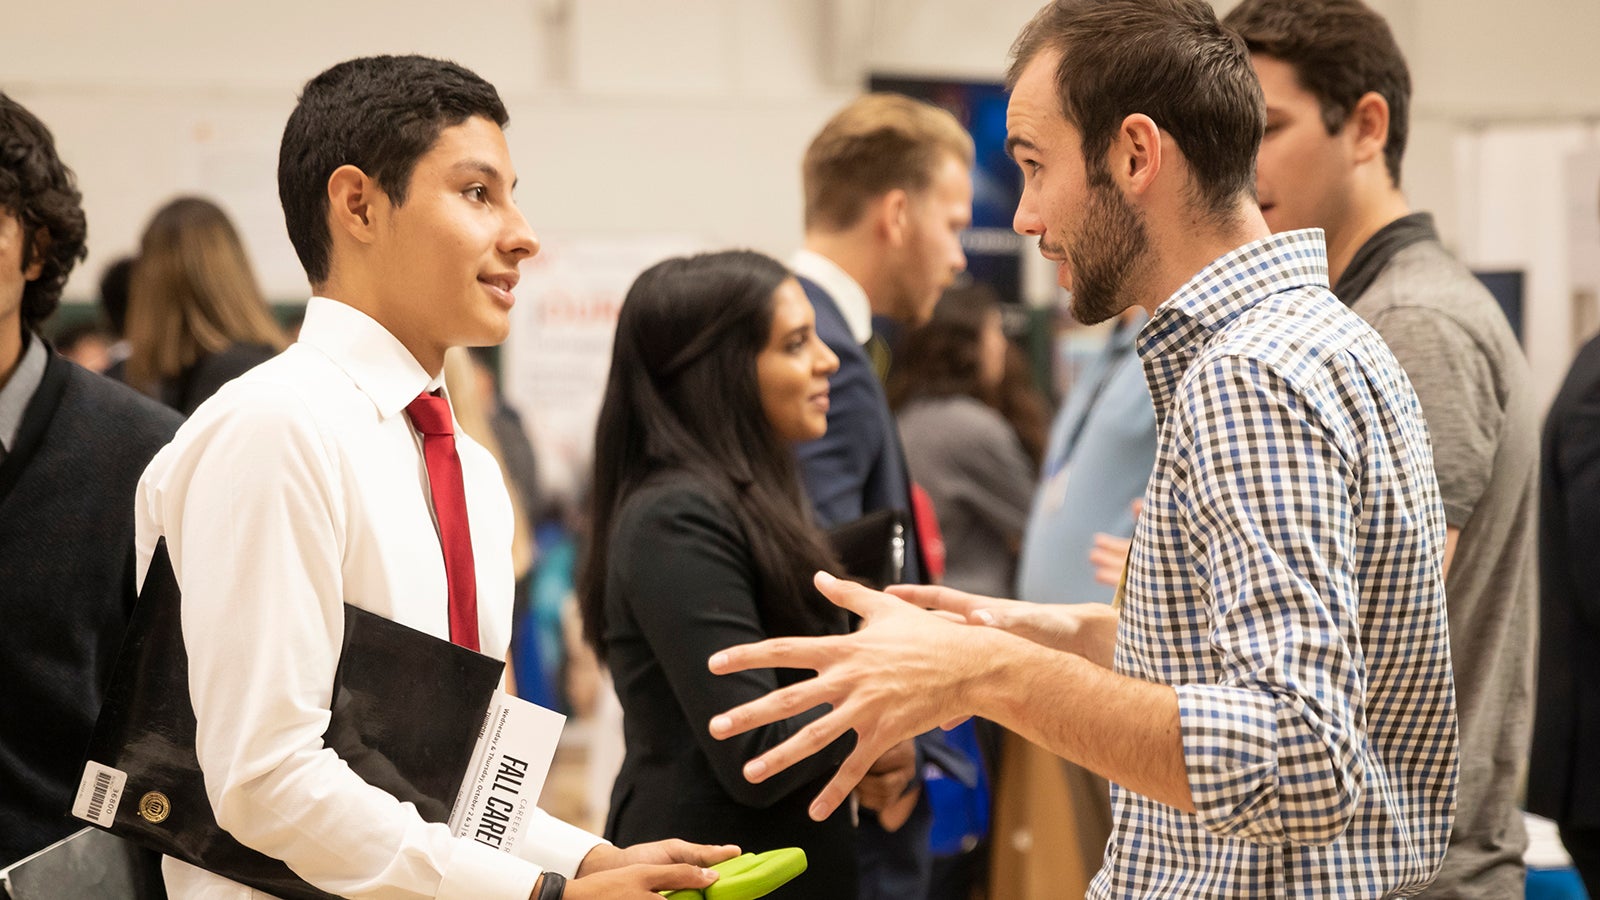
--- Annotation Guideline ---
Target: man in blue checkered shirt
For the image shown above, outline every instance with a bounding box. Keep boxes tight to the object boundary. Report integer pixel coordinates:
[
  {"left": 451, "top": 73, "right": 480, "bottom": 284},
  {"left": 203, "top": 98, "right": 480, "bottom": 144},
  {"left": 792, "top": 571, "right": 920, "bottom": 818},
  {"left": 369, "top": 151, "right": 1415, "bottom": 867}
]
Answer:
[{"left": 708, "top": 0, "right": 1458, "bottom": 895}]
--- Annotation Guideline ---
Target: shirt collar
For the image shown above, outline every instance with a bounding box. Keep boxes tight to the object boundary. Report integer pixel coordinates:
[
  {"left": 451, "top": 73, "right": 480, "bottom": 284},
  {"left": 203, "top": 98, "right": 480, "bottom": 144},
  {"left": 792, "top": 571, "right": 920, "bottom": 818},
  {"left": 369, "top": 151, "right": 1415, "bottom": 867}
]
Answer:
[
  {"left": 0, "top": 330, "right": 49, "bottom": 454},
  {"left": 1137, "top": 229, "right": 1330, "bottom": 418},
  {"left": 1332, "top": 212, "right": 1436, "bottom": 305},
  {"left": 790, "top": 248, "right": 874, "bottom": 345},
  {"left": 295, "top": 296, "right": 446, "bottom": 421}
]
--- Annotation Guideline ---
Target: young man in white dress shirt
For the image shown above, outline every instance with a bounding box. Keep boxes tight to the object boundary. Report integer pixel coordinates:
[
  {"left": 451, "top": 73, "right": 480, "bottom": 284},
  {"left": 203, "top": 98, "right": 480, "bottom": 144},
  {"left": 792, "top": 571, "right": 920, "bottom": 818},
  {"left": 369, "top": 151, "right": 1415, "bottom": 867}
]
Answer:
[{"left": 134, "top": 55, "right": 736, "bottom": 900}]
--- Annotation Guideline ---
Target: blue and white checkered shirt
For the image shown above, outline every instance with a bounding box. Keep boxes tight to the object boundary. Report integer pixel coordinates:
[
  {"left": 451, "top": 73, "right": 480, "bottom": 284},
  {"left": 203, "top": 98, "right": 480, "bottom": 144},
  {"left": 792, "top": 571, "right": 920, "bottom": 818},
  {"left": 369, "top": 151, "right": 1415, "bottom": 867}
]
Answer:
[{"left": 1088, "top": 230, "right": 1458, "bottom": 898}]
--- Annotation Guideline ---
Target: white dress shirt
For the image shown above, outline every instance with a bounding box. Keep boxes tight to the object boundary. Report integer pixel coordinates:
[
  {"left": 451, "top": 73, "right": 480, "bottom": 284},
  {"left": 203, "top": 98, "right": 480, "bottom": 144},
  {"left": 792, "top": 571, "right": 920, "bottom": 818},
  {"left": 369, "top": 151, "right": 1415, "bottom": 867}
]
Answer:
[
  {"left": 789, "top": 249, "right": 873, "bottom": 346},
  {"left": 135, "top": 297, "right": 602, "bottom": 900}
]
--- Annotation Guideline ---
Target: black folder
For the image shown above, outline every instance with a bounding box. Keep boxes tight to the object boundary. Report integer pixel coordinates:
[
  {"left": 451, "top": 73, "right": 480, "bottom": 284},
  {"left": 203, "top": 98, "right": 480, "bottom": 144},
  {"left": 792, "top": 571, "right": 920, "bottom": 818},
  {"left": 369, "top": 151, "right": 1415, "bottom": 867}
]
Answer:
[
  {"left": 825, "top": 509, "right": 906, "bottom": 590},
  {"left": 74, "top": 539, "right": 504, "bottom": 900}
]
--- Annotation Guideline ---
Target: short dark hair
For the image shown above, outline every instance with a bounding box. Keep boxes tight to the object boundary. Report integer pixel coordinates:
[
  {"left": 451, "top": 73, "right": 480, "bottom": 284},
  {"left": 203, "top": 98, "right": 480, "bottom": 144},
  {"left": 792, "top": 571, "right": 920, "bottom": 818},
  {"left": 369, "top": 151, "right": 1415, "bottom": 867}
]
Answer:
[
  {"left": 98, "top": 255, "right": 134, "bottom": 336},
  {"left": 803, "top": 93, "right": 975, "bottom": 231},
  {"left": 0, "top": 93, "right": 88, "bottom": 333},
  {"left": 278, "top": 55, "right": 508, "bottom": 284},
  {"left": 1224, "top": 0, "right": 1411, "bottom": 187},
  {"left": 1007, "top": 0, "right": 1263, "bottom": 221},
  {"left": 580, "top": 250, "right": 843, "bottom": 661}
]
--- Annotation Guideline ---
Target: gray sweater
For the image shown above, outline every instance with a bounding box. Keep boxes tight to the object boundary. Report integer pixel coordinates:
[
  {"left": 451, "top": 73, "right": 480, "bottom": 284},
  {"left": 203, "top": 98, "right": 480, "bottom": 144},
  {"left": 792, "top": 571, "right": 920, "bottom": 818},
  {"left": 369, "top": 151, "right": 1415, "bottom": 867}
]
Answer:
[{"left": 896, "top": 395, "right": 1035, "bottom": 598}]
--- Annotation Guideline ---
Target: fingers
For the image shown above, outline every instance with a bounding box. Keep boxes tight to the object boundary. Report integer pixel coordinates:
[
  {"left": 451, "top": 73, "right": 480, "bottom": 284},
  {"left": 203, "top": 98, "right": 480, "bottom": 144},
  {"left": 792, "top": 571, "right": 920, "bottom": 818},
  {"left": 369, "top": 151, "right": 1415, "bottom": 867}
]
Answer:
[
  {"left": 1089, "top": 533, "right": 1132, "bottom": 588},
  {"left": 708, "top": 676, "right": 834, "bottom": 742},
  {"left": 708, "top": 633, "right": 839, "bottom": 677},
  {"left": 865, "top": 738, "right": 915, "bottom": 774},
  {"left": 885, "top": 583, "right": 1006, "bottom": 618},
  {"left": 874, "top": 783, "right": 921, "bottom": 832},
  {"left": 854, "top": 772, "right": 906, "bottom": 813},
  {"left": 632, "top": 862, "right": 720, "bottom": 892},
  {"left": 812, "top": 570, "right": 891, "bottom": 617},
  {"left": 808, "top": 742, "right": 884, "bottom": 821},
  {"left": 939, "top": 715, "right": 972, "bottom": 730},
  {"left": 655, "top": 839, "right": 741, "bottom": 866},
  {"left": 728, "top": 704, "right": 855, "bottom": 785}
]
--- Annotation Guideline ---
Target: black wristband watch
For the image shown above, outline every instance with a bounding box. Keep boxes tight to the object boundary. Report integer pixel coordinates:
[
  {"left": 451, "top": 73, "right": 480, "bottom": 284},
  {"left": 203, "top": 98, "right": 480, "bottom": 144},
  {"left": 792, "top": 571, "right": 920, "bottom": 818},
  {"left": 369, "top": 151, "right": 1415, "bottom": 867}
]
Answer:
[{"left": 536, "top": 872, "right": 567, "bottom": 900}]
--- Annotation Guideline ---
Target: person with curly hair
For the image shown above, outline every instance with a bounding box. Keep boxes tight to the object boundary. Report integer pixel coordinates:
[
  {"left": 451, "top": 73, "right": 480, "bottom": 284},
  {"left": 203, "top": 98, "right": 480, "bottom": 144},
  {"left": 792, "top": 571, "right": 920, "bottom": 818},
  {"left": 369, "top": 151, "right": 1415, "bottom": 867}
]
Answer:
[{"left": 0, "top": 91, "right": 182, "bottom": 867}]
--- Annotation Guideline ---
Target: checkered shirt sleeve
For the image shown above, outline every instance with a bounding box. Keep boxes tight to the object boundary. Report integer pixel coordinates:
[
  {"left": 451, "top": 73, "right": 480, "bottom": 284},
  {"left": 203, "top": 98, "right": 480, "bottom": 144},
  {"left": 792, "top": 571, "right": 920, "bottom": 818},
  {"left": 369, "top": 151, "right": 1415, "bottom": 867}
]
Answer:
[{"left": 1089, "top": 231, "right": 1458, "bottom": 898}]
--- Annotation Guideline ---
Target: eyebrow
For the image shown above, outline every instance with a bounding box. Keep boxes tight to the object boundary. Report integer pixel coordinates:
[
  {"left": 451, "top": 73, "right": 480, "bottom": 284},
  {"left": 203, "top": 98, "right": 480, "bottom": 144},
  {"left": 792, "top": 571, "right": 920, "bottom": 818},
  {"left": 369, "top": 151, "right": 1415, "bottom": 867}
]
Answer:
[
  {"left": 449, "top": 159, "right": 518, "bottom": 190},
  {"left": 1005, "top": 135, "right": 1038, "bottom": 157}
]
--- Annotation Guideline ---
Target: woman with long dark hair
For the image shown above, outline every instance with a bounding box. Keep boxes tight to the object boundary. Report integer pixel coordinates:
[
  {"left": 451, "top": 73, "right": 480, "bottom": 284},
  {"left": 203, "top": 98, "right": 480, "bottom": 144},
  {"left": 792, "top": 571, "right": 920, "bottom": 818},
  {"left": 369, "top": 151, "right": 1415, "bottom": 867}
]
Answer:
[
  {"left": 580, "top": 250, "right": 868, "bottom": 897},
  {"left": 887, "top": 284, "right": 1046, "bottom": 598}
]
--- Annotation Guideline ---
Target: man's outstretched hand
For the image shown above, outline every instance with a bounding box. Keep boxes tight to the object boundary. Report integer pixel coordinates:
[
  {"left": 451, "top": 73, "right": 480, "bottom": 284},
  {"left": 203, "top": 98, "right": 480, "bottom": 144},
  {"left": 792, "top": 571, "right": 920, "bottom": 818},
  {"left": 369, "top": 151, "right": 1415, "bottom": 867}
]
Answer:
[{"left": 708, "top": 571, "right": 990, "bottom": 822}]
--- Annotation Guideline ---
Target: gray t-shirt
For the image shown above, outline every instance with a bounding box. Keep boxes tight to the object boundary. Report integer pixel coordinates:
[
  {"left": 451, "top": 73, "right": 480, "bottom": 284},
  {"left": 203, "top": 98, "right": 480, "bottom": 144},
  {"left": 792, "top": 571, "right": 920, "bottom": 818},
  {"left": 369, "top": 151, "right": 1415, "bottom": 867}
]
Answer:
[{"left": 1340, "top": 215, "right": 1538, "bottom": 899}]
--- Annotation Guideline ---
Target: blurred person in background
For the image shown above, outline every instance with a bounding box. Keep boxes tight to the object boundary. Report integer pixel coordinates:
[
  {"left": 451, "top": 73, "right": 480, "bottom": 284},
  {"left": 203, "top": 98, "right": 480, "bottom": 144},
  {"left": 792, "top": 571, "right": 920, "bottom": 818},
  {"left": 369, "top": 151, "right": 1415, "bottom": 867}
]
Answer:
[
  {"left": 122, "top": 196, "right": 286, "bottom": 414},
  {"left": 1529, "top": 191, "right": 1600, "bottom": 895},
  {"left": 52, "top": 320, "right": 114, "bottom": 372},
  {"left": 792, "top": 92, "right": 976, "bottom": 899},
  {"left": 0, "top": 91, "right": 181, "bottom": 871},
  {"left": 999, "top": 303, "right": 1156, "bottom": 899},
  {"left": 888, "top": 282, "right": 1043, "bottom": 600},
  {"left": 581, "top": 250, "right": 922, "bottom": 898},
  {"left": 886, "top": 281, "right": 1048, "bottom": 898},
  {"left": 99, "top": 254, "right": 135, "bottom": 376}
]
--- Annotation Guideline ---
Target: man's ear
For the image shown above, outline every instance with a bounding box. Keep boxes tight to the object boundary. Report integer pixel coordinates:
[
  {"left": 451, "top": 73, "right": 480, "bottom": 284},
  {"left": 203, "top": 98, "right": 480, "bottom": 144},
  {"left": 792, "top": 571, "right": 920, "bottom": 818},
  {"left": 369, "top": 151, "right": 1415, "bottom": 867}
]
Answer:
[
  {"left": 875, "top": 188, "right": 912, "bottom": 248},
  {"left": 1112, "top": 113, "right": 1163, "bottom": 197},
  {"left": 22, "top": 228, "right": 49, "bottom": 281},
  {"left": 1347, "top": 91, "right": 1391, "bottom": 168},
  {"left": 326, "top": 164, "right": 383, "bottom": 246}
]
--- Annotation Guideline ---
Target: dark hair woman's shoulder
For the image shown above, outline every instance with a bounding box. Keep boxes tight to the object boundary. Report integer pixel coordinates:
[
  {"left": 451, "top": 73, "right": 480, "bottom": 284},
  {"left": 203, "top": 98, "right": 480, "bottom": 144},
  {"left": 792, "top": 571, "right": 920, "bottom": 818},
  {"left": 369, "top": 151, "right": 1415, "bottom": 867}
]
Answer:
[
  {"left": 615, "top": 471, "right": 737, "bottom": 533},
  {"left": 607, "top": 471, "right": 753, "bottom": 583}
]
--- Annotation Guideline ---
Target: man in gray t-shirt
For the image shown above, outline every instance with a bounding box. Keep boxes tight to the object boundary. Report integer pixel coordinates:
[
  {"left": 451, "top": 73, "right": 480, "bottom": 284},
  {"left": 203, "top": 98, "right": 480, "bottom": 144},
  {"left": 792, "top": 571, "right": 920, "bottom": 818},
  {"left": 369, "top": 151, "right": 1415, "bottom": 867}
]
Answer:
[{"left": 1225, "top": 2, "right": 1538, "bottom": 896}]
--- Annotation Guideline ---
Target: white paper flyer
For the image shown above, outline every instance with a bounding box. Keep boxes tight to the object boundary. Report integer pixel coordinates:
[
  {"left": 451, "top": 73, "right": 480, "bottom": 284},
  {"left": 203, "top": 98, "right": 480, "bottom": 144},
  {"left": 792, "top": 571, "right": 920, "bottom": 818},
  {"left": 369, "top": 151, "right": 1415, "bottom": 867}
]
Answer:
[{"left": 447, "top": 689, "right": 566, "bottom": 853}]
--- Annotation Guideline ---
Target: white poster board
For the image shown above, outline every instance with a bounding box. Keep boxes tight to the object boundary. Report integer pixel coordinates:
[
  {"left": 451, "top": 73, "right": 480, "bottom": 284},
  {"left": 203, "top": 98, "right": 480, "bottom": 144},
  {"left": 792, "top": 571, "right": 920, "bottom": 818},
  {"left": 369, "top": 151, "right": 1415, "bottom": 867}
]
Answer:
[{"left": 502, "top": 236, "right": 708, "bottom": 504}]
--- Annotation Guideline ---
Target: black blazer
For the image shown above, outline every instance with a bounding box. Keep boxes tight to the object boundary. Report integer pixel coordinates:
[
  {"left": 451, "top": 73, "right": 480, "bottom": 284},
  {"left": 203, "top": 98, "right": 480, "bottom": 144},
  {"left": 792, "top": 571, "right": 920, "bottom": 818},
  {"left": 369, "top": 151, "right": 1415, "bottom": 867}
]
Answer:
[
  {"left": 1529, "top": 331, "right": 1600, "bottom": 827},
  {"left": 159, "top": 342, "right": 279, "bottom": 415},
  {"left": 601, "top": 473, "right": 857, "bottom": 898}
]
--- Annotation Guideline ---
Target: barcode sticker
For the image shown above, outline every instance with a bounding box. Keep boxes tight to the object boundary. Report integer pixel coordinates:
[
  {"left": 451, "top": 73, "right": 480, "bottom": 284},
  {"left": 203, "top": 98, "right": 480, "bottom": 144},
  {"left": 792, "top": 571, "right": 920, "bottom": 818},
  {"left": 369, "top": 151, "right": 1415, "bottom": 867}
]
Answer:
[{"left": 71, "top": 761, "right": 127, "bottom": 827}]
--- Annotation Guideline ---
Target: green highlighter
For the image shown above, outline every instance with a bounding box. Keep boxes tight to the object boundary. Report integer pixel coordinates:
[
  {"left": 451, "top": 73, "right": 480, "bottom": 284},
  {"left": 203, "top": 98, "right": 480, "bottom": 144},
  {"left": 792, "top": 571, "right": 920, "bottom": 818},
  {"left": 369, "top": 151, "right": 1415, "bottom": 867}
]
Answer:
[{"left": 663, "top": 847, "right": 808, "bottom": 900}]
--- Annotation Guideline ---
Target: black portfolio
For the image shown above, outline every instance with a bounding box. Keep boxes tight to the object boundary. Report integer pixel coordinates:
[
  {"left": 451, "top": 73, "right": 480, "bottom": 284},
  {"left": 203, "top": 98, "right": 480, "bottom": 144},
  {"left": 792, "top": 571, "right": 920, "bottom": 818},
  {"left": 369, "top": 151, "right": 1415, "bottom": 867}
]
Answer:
[
  {"left": 74, "top": 539, "right": 503, "bottom": 900},
  {"left": 825, "top": 508, "right": 907, "bottom": 589}
]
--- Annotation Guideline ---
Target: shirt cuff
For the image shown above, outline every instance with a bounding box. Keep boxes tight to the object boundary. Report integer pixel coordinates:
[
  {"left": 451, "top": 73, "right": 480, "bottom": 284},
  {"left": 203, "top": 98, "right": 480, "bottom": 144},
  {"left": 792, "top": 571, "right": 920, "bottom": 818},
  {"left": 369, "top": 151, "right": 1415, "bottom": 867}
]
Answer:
[
  {"left": 437, "top": 838, "right": 543, "bottom": 900},
  {"left": 512, "top": 807, "right": 610, "bottom": 877},
  {"left": 1175, "top": 682, "right": 1282, "bottom": 843}
]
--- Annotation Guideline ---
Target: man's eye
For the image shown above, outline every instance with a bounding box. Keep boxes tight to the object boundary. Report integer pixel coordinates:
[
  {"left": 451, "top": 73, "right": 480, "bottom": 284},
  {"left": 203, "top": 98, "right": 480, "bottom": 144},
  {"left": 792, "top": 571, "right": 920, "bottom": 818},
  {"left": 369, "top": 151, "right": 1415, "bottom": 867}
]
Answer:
[{"left": 466, "top": 186, "right": 487, "bottom": 202}]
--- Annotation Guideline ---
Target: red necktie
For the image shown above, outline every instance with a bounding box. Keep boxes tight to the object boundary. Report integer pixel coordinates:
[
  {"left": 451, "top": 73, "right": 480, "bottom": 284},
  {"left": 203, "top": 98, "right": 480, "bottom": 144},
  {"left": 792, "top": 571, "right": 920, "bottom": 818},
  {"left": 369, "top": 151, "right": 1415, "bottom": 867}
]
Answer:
[{"left": 405, "top": 391, "right": 480, "bottom": 652}]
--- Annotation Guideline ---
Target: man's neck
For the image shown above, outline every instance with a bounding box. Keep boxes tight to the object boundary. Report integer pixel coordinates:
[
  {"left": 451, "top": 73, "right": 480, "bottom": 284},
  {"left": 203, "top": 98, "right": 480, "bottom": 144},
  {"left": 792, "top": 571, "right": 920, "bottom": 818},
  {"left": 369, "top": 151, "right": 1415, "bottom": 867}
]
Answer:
[
  {"left": 313, "top": 278, "right": 445, "bottom": 379},
  {"left": 1326, "top": 187, "right": 1412, "bottom": 287},
  {"left": 1136, "top": 204, "right": 1275, "bottom": 317},
  {"left": 802, "top": 231, "right": 887, "bottom": 317},
  {"left": 0, "top": 321, "right": 25, "bottom": 393}
]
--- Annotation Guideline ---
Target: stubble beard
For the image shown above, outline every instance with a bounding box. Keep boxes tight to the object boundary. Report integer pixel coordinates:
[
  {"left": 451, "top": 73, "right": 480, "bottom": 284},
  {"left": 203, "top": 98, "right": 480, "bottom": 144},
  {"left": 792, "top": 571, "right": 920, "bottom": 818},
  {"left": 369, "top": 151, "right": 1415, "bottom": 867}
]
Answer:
[{"left": 1067, "top": 176, "right": 1151, "bottom": 326}]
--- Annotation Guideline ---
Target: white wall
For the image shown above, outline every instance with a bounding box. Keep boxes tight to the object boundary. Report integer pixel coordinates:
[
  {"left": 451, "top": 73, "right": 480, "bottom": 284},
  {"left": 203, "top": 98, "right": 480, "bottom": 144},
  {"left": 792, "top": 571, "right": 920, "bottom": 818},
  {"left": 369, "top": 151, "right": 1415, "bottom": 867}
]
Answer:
[{"left": 6, "top": 0, "right": 1597, "bottom": 353}]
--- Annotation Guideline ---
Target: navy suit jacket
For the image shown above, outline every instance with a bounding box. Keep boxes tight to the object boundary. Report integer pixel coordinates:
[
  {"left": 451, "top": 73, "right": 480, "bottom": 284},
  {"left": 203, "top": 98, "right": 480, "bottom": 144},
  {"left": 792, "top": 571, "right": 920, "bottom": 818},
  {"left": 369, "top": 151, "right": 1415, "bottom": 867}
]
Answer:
[{"left": 794, "top": 276, "right": 924, "bottom": 585}]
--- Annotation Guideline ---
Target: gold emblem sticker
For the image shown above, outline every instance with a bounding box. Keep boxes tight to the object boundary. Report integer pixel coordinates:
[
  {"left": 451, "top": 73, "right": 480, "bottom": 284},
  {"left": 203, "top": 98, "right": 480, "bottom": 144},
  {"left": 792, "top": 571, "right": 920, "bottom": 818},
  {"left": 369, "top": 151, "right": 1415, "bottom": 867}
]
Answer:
[{"left": 138, "top": 791, "right": 171, "bottom": 824}]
